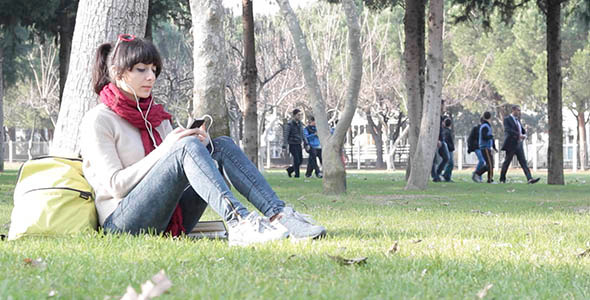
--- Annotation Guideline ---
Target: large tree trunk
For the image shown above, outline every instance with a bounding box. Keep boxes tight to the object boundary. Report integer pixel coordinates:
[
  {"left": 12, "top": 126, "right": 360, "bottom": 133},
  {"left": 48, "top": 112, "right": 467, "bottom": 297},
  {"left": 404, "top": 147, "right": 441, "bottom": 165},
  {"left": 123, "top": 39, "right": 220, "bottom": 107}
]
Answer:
[
  {"left": 404, "top": 0, "right": 426, "bottom": 180},
  {"left": 365, "top": 107, "right": 384, "bottom": 168},
  {"left": 276, "top": 0, "right": 361, "bottom": 194},
  {"left": 546, "top": 0, "right": 564, "bottom": 185},
  {"left": 0, "top": 46, "right": 4, "bottom": 172},
  {"left": 242, "top": 0, "right": 258, "bottom": 165},
  {"left": 57, "top": 0, "right": 77, "bottom": 105},
  {"left": 145, "top": 0, "right": 154, "bottom": 41},
  {"left": 51, "top": 0, "right": 149, "bottom": 156},
  {"left": 406, "top": 0, "right": 443, "bottom": 190},
  {"left": 576, "top": 109, "right": 587, "bottom": 171},
  {"left": 190, "top": 0, "right": 230, "bottom": 138}
]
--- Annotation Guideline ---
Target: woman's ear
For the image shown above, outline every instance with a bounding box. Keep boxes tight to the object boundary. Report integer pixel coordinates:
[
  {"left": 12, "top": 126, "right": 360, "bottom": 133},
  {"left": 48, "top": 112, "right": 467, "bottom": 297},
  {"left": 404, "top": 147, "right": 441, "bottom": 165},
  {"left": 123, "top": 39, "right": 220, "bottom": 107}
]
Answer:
[{"left": 110, "top": 66, "right": 121, "bottom": 80}]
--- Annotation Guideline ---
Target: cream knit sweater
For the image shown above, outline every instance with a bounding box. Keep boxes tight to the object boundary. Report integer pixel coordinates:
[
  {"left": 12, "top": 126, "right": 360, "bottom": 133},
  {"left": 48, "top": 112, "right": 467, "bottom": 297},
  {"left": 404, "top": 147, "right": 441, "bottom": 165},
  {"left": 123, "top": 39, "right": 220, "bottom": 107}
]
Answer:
[{"left": 80, "top": 104, "right": 173, "bottom": 225}]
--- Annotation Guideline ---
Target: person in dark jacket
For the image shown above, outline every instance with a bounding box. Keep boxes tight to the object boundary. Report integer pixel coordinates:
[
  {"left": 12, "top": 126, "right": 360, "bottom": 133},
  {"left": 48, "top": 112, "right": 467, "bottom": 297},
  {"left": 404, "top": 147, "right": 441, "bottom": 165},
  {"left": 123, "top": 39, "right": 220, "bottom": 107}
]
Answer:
[
  {"left": 440, "top": 118, "right": 455, "bottom": 182},
  {"left": 304, "top": 116, "right": 322, "bottom": 178},
  {"left": 499, "top": 105, "right": 540, "bottom": 184},
  {"left": 474, "top": 111, "right": 497, "bottom": 183},
  {"left": 470, "top": 118, "right": 488, "bottom": 183},
  {"left": 283, "top": 109, "right": 308, "bottom": 178},
  {"left": 431, "top": 117, "right": 450, "bottom": 182}
]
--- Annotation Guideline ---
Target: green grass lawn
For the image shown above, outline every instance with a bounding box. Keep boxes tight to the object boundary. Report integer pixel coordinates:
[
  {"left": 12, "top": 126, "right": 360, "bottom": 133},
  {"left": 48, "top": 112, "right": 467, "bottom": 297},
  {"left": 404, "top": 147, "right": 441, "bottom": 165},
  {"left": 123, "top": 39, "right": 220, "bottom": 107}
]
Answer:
[{"left": 2, "top": 167, "right": 590, "bottom": 299}]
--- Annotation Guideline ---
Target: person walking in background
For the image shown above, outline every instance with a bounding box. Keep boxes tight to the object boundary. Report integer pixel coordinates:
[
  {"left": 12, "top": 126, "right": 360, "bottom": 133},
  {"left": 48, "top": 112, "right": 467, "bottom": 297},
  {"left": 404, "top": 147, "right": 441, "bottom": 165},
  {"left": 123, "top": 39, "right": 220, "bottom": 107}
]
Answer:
[
  {"left": 304, "top": 116, "right": 322, "bottom": 178},
  {"left": 469, "top": 118, "right": 488, "bottom": 183},
  {"left": 441, "top": 118, "right": 455, "bottom": 182},
  {"left": 499, "top": 105, "right": 541, "bottom": 184},
  {"left": 283, "top": 109, "right": 308, "bottom": 178},
  {"left": 431, "top": 118, "right": 450, "bottom": 182},
  {"left": 474, "top": 111, "right": 497, "bottom": 183}
]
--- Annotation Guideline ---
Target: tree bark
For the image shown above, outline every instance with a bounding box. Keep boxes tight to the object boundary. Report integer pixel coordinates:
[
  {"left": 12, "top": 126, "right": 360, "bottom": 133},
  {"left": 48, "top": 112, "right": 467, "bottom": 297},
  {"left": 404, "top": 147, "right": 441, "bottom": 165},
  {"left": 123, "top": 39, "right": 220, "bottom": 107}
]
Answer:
[
  {"left": 145, "top": 0, "right": 154, "bottom": 41},
  {"left": 276, "top": 0, "right": 362, "bottom": 194},
  {"left": 546, "top": 0, "right": 564, "bottom": 185},
  {"left": 57, "top": 0, "right": 77, "bottom": 106},
  {"left": 404, "top": 0, "right": 425, "bottom": 180},
  {"left": 190, "top": 0, "right": 230, "bottom": 138},
  {"left": 0, "top": 46, "right": 4, "bottom": 172},
  {"left": 51, "top": 0, "right": 149, "bottom": 156},
  {"left": 365, "top": 107, "right": 384, "bottom": 168},
  {"left": 242, "top": 0, "right": 258, "bottom": 165},
  {"left": 406, "top": 0, "right": 443, "bottom": 190},
  {"left": 576, "top": 109, "right": 587, "bottom": 171}
]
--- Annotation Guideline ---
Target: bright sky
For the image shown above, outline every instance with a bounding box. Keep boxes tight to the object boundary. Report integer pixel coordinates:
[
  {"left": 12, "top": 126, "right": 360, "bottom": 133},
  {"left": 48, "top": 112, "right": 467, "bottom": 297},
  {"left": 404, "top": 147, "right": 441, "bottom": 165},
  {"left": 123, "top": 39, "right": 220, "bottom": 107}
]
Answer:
[{"left": 222, "top": 0, "right": 317, "bottom": 16}]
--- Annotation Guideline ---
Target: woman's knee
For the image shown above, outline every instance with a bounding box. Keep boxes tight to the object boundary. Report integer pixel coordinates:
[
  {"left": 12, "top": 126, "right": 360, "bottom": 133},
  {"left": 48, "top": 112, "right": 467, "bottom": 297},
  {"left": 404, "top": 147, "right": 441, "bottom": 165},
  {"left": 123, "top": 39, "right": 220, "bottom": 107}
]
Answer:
[
  {"left": 212, "top": 136, "right": 236, "bottom": 149},
  {"left": 176, "top": 136, "right": 206, "bottom": 152}
]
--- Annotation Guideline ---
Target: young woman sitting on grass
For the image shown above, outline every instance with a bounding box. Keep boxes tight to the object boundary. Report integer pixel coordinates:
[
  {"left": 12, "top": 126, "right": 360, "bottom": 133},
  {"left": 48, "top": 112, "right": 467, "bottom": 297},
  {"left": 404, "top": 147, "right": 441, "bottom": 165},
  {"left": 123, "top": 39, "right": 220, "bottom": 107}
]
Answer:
[{"left": 81, "top": 34, "right": 326, "bottom": 246}]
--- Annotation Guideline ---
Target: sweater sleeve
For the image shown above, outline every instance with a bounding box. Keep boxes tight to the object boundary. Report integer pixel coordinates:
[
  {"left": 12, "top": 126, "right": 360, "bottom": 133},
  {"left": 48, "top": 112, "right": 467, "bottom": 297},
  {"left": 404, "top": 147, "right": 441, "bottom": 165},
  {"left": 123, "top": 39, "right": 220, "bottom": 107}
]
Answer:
[{"left": 81, "top": 111, "right": 172, "bottom": 199}]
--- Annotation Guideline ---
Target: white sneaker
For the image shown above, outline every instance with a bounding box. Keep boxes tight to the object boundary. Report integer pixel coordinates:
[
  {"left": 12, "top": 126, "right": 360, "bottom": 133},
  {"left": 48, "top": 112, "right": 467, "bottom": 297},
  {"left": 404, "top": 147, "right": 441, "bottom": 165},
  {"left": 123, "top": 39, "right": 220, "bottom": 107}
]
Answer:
[
  {"left": 472, "top": 172, "right": 483, "bottom": 183},
  {"left": 272, "top": 207, "right": 327, "bottom": 241},
  {"left": 471, "top": 172, "right": 479, "bottom": 183},
  {"left": 227, "top": 212, "right": 288, "bottom": 246}
]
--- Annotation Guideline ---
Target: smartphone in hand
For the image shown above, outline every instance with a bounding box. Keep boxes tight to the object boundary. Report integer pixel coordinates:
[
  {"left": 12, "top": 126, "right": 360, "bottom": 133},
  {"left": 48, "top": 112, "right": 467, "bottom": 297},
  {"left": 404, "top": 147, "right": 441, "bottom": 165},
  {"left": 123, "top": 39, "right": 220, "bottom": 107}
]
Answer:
[{"left": 189, "top": 118, "right": 205, "bottom": 129}]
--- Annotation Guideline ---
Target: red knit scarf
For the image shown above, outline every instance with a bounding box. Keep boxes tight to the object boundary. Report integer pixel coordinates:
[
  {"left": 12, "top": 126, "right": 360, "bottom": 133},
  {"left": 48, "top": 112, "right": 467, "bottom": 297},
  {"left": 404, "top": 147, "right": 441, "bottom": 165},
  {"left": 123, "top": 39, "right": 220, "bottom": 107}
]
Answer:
[{"left": 100, "top": 83, "right": 185, "bottom": 236}]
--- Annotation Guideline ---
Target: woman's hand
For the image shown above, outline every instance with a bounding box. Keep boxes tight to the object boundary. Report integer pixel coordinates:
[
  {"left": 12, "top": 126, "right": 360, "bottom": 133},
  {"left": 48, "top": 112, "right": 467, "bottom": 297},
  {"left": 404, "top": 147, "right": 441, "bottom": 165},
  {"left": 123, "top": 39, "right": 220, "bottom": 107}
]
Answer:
[
  {"left": 160, "top": 127, "right": 210, "bottom": 150},
  {"left": 189, "top": 127, "right": 210, "bottom": 146}
]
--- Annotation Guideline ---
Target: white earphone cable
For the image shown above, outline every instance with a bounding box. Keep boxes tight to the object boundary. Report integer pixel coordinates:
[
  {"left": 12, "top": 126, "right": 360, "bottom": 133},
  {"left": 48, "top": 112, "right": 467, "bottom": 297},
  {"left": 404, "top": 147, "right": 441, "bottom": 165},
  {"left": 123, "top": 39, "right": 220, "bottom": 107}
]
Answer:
[
  {"left": 124, "top": 80, "right": 158, "bottom": 148},
  {"left": 202, "top": 114, "right": 214, "bottom": 155}
]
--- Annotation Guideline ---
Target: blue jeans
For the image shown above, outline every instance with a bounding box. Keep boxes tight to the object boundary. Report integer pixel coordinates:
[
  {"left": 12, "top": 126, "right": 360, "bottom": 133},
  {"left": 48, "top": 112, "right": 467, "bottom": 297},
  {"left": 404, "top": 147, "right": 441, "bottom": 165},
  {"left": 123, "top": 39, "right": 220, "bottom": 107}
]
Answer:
[
  {"left": 474, "top": 148, "right": 487, "bottom": 174},
  {"left": 103, "top": 136, "right": 285, "bottom": 234},
  {"left": 287, "top": 144, "right": 303, "bottom": 177},
  {"left": 442, "top": 150, "right": 454, "bottom": 181},
  {"left": 431, "top": 142, "right": 449, "bottom": 180},
  {"left": 306, "top": 148, "right": 322, "bottom": 177}
]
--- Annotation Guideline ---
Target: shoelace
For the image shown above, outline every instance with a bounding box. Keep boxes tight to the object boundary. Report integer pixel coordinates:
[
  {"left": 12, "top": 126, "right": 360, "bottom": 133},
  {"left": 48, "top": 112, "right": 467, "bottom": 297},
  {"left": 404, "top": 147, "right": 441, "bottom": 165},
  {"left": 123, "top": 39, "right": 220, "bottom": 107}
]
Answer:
[
  {"left": 291, "top": 210, "right": 316, "bottom": 225},
  {"left": 249, "top": 215, "right": 277, "bottom": 233}
]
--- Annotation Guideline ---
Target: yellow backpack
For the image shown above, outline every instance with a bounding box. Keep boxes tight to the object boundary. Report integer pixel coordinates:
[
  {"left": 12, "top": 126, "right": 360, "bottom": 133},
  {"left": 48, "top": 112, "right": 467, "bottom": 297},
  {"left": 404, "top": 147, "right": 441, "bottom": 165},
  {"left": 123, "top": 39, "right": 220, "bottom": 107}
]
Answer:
[{"left": 8, "top": 156, "right": 98, "bottom": 240}]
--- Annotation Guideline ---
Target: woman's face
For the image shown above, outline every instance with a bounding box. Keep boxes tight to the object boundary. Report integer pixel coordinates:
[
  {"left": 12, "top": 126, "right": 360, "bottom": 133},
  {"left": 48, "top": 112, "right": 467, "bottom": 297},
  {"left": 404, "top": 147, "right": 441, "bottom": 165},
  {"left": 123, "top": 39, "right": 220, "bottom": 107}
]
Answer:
[{"left": 117, "top": 63, "right": 157, "bottom": 99}]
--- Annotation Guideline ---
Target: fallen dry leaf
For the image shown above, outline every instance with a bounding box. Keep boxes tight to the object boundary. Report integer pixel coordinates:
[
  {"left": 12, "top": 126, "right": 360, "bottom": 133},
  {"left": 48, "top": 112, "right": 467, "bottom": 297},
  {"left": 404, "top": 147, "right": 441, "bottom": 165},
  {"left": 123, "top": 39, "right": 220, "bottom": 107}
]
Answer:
[
  {"left": 296, "top": 196, "right": 308, "bottom": 209},
  {"left": 420, "top": 268, "right": 428, "bottom": 277},
  {"left": 328, "top": 255, "right": 368, "bottom": 266},
  {"left": 477, "top": 283, "right": 493, "bottom": 299},
  {"left": 471, "top": 210, "right": 495, "bottom": 216},
  {"left": 121, "top": 286, "right": 139, "bottom": 300},
  {"left": 23, "top": 258, "right": 47, "bottom": 269},
  {"left": 577, "top": 248, "right": 590, "bottom": 258},
  {"left": 121, "top": 270, "right": 172, "bottom": 300},
  {"left": 387, "top": 241, "right": 399, "bottom": 255}
]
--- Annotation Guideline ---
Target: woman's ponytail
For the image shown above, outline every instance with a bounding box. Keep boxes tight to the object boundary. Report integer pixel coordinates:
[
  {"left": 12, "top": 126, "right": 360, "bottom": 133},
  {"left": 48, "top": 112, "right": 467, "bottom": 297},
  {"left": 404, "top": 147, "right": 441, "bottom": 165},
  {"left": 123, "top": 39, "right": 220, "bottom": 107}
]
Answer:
[{"left": 92, "top": 43, "right": 113, "bottom": 95}]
